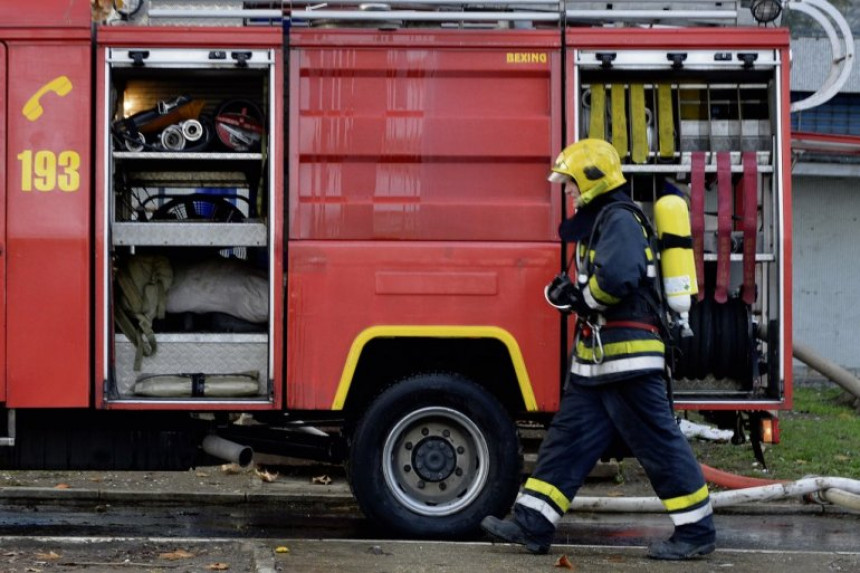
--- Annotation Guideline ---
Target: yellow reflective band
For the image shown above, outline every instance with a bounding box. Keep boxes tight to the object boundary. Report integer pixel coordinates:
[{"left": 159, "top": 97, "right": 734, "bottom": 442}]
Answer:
[
  {"left": 575, "top": 339, "right": 665, "bottom": 361},
  {"left": 579, "top": 244, "right": 590, "bottom": 261},
  {"left": 524, "top": 478, "right": 571, "bottom": 513},
  {"left": 588, "top": 275, "right": 620, "bottom": 305},
  {"left": 586, "top": 248, "right": 595, "bottom": 263},
  {"left": 662, "top": 484, "right": 710, "bottom": 512}
]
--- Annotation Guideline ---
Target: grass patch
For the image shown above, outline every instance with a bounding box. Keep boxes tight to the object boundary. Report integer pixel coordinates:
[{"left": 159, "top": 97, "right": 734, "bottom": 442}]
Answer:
[{"left": 689, "top": 386, "right": 860, "bottom": 481}]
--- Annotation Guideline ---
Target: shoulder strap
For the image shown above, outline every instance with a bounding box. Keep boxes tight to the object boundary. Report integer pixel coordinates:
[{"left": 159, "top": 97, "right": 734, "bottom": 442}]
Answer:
[{"left": 596, "top": 201, "right": 674, "bottom": 339}]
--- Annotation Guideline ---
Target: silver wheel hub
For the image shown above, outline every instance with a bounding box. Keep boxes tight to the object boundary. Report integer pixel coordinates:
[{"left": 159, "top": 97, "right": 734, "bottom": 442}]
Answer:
[{"left": 382, "top": 406, "right": 490, "bottom": 517}]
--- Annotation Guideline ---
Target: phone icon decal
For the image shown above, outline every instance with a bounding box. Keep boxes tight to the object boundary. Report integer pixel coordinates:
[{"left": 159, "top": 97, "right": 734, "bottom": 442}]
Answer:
[{"left": 22, "top": 75, "right": 73, "bottom": 122}]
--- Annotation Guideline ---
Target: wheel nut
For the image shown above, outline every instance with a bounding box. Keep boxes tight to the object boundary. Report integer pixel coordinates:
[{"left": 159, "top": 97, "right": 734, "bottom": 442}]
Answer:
[
  {"left": 442, "top": 429, "right": 450, "bottom": 438},
  {"left": 405, "top": 442, "right": 413, "bottom": 450},
  {"left": 404, "top": 465, "right": 412, "bottom": 473},
  {"left": 455, "top": 467, "right": 463, "bottom": 476},
  {"left": 457, "top": 446, "right": 465, "bottom": 454},
  {"left": 439, "top": 482, "right": 447, "bottom": 491},
  {"left": 421, "top": 428, "right": 429, "bottom": 436},
  {"left": 417, "top": 481, "right": 426, "bottom": 489}
]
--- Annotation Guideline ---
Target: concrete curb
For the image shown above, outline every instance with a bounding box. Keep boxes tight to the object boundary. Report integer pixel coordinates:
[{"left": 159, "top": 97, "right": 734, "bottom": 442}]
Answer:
[
  {"left": 0, "top": 485, "right": 849, "bottom": 517},
  {"left": 0, "top": 485, "right": 357, "bottom": 507}
]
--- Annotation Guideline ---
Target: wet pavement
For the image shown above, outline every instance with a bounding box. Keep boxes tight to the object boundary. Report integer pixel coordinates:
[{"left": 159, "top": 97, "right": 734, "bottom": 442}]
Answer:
[
  {"left": 2, "top": 535, "right": 860, "bottom": 573},
  {"left": 0, "top": 462, "right": 858, "bottom": 572}
]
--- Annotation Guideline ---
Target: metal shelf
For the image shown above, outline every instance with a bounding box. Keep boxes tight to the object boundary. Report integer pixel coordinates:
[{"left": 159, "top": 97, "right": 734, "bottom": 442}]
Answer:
[
  {"left": 621, "top": 163, "right": 774, "bottom": 174},
  {"left": 114, "top": 151, "right": 263, "bottom": 161},
  {"left": 113, "top": 221, "right": 267, "bottom": 246},
  {"left": 702, "top": 253, "right": 775, "bottom": 262}
]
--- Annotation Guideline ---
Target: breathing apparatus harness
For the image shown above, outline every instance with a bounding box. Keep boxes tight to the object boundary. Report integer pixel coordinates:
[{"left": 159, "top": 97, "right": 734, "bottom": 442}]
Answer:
[{"left": 547, "top": 199, "right": 681, "bottom": 396}]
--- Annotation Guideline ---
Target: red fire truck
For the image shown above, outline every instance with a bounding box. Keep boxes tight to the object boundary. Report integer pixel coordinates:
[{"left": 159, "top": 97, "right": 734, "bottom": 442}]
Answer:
[{"left": 0, "top": 0, "right": 816, "bottom": 536}]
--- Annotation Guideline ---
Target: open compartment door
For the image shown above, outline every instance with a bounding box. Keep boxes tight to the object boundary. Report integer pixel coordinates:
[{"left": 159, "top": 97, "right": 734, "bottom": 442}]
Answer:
[{"left": 95, "top": 28, "right": 284, "bottom": 410}]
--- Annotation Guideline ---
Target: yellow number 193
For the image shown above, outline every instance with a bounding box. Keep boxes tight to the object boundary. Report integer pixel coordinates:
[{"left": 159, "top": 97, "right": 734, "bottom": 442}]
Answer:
[{"left": 17, "top": 149, "right": 81, "bottom": 193}]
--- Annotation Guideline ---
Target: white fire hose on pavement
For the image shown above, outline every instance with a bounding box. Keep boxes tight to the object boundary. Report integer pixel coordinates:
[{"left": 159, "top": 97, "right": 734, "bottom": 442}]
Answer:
[{"left": 570, "top": 476, "right": 860, "bottom": 513}]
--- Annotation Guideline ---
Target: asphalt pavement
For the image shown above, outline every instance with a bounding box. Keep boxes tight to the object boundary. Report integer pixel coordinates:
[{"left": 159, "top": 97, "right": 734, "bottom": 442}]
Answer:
[{"left": 0, "top": 461, "right": 858, "bottom": 572}]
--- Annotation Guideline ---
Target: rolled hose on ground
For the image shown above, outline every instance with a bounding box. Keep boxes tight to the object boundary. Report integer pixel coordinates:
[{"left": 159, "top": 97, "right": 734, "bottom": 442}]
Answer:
[
  {"left": 569, "top": 475, "right": 860, "bottom": 513},
  {"left": 701, "top": 464, "right": 860, "bottom": 510}
]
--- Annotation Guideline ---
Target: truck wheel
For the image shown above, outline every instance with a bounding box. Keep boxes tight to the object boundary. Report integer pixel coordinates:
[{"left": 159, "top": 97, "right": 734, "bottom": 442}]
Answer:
[{"left": 347, "top": 373, "right": 521, "bottom": 538}]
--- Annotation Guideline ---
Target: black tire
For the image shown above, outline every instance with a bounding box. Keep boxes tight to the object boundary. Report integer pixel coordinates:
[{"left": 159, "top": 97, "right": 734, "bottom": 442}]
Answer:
[{"left": 347, "top": 373, "right": 521, "bottom": 538}]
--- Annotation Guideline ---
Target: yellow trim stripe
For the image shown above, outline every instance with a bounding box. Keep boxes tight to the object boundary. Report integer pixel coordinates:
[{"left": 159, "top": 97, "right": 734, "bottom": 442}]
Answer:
[
  {"left": 662, "top": 484, "right": 710, "bottom": 512},
  {"left": 524, "top": 477, "right": 571, "bottom": 513},
  {"left": 330, "top": 325, "right": 539, "bottom": 411},
  {"left": 575, "top": 339, "right": 665, "bottom": 361},
  {"left": 588, "top": 276, "right": 620, "bottom": 305}
]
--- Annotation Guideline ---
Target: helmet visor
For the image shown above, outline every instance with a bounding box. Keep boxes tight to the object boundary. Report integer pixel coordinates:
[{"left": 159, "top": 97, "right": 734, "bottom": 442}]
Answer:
[{"left": 547, "top": 170, "right": 571, "bottom": 184}]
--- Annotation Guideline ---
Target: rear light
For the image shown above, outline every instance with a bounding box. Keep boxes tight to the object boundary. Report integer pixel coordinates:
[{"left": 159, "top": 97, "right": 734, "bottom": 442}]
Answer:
[{"left": 760, "top": 415, "right": 779, "bottom": 444}]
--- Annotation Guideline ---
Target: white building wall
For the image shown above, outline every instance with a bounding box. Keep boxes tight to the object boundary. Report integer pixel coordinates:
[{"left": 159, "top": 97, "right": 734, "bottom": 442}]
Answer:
[{"left": 792, "top": 174, "right": 860, "bottom": 371}]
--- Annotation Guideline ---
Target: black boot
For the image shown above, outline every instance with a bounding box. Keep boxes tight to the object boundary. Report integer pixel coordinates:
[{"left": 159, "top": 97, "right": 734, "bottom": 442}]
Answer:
[
  {"left": 480, "top": 516, "right": 550, "bottom": 555},
  {"left": 647, "top": 536, "right": 716, "bottom": 560},
  {"left": 648, "top": 511, "right": 716, "bottom": 560}
]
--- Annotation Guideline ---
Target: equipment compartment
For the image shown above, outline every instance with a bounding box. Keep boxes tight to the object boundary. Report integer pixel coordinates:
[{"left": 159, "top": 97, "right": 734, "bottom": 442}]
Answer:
[
  {"left": 572, "top": 44, "right": 786, "bottom": 403},
  {"left": 103, "top": 47, "right": 276, "bottom": 403}
]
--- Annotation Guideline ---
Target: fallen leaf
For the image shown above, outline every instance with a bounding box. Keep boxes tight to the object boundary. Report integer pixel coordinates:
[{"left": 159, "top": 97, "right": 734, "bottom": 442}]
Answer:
[
  {"left": 311, "top": 474, "right": 332, "bottom": 485},
  {"left": 554, "top": 554, "right": 575, "bottom": 569},
  {"left": 207, "top": 563, "right": 229, "bottom": 571},
  {"left": 34, "top": 551, "right": 60, "bottom": 561},
  {"left": 274, "top": 546, "right": 290, "bottom": 554},
  {"left": 26, "top": 568, "right": 42, "bottom": 573},
  {"left": 221, "top": 463, "right": 242, "bottom": 475},
  {"left": 53, "top": 484, "right": 71, "bottom": 489},
  {"left": 255, "top": 468, "right": 279, "bottom": 483},
  {"left": 160, "top": 549, "right": 195, "bottom": 560},
  {"left": 196, "top": 470, "right": 211, "bottom": 478},
  {"left": 2, "top": 551, "right": 20, "bottom": 556}
]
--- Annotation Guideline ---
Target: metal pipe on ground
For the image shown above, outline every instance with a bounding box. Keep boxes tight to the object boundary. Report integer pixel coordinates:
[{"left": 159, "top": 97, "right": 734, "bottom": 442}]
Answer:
[
  {"left": 202, "top": 435, "right": 254, "bottom": 467},
  {"left": 758, "top": 322, "right": 860, "bottom": 400}
]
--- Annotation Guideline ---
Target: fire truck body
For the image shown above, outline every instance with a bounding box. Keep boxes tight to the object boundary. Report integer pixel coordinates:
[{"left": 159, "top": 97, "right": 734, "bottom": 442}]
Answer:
[{"left": 1, "top": 0, "right": 796, "bottom": 536}]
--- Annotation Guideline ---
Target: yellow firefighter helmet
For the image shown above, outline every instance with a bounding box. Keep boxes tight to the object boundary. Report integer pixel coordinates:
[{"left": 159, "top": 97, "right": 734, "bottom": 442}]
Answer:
[{"left": 548, "top": 138, "right": 626, "bottom": 206}]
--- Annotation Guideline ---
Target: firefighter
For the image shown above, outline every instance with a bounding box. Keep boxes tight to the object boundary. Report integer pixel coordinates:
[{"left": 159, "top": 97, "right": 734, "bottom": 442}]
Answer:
[{"left": 480, "top": 139, "right": 716, "bottom": 560}]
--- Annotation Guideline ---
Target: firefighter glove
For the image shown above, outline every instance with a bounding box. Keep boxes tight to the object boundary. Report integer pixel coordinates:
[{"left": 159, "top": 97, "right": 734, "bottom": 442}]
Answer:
[{"left": 544, "top": 273, "right": 586, "bottom": 315}]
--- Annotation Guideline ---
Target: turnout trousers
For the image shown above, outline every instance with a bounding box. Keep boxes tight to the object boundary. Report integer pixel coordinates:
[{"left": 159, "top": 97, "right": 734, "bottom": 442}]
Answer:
[{"left": 513, "top": 371, "right": 714, "bottom": 545}]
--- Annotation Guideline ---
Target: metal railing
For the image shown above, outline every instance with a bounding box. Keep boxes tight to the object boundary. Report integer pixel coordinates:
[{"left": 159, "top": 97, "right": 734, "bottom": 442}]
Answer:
[{"left": 138, "top": 0, "right": 748, "bottom": 27}]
